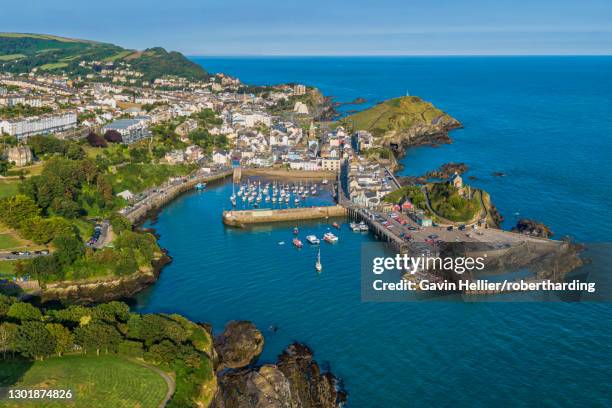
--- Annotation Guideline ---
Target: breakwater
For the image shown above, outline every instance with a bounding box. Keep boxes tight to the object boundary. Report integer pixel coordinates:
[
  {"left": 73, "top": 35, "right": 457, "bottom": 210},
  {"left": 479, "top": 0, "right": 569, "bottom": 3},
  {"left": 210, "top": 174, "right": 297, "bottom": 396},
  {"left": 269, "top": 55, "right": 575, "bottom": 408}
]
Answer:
[
  {"left": 124, "top": 168, "right": 232, "bottom": 224},
  {"left": 222, "top": 205, "right": 347, "bottom": 226}
]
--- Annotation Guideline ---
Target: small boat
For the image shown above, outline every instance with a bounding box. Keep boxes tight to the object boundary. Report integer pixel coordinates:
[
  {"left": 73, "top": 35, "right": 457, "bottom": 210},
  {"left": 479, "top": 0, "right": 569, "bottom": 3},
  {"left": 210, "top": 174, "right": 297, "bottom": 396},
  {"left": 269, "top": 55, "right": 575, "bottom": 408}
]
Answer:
[
  {"left": 332, "top": 222, "right": 340, "bottom": 229},
  {"left": 350, "top": 222, "right": 360, "bottom": 232},
  {"left": 293, "top": 227, "right": 299, "bottom": 235},
  {"left": 278, "top": 241, "right": 285, "bottom": 245},
  {"left": 294, "top": 198, "right": 300, "bottom": 205},
  {"left": 195, "top": 182, "right": 206, "bottom": 190},
  {"left": 322, "top": 179, "right": 329, "bottom": 185},
  {"left": 293, "top": 238, "right": 303, "bottom": 248},
  {"left": 323, "top": 232, "right": 338, "bottom": 243},
  {"left": 315, "top": 248, "right": 322, "bottom": 272},
  {"left": 359, "top": 221, "right": 369, "bottom": 232},
  {"left": 306, "top": 235, "right": 320, "bottom": 245}
]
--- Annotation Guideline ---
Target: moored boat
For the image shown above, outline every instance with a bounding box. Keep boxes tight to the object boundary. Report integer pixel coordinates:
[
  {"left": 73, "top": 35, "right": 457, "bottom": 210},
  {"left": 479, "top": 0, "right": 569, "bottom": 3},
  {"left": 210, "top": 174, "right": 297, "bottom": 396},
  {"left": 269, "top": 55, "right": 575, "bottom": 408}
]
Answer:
[
  {"left": 306, "top": 235, "right": 320, "bottom": 245},
  {"left": 293, "top": 238, "right": 303, "bottom": 248},
  {"left": 323, "top": 232, "right": 338, "bottom": 243}
]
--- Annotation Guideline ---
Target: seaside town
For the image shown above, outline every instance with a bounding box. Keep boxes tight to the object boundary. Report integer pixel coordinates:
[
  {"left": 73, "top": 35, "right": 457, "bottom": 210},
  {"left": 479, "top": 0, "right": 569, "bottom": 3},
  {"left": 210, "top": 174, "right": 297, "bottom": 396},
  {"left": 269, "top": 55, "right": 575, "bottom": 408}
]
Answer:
[
  {"left": 1, "top": 55, "right": 580, "bottom": 279},
  {"left": 0, "top": 27, "right": 594, "bottom": 408}
]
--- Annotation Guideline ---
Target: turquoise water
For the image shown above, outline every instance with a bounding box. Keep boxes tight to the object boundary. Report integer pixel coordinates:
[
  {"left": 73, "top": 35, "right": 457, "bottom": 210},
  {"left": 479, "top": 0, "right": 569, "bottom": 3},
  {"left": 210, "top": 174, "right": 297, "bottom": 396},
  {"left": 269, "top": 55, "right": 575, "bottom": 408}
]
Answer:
[{"left": 135, "top": 57, "right": 612, "bottom": 406}]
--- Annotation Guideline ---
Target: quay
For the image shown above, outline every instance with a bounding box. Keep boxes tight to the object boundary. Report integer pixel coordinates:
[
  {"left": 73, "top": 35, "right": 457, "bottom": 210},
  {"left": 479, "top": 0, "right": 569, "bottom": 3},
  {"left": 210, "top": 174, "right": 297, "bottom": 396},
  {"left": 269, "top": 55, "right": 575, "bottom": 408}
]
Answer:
[
  {"left": 122, "top": 167, "right": 232, "bottom": 224},
  {"left": 222, "top": 205, "right": 347, "bottom": 227}
]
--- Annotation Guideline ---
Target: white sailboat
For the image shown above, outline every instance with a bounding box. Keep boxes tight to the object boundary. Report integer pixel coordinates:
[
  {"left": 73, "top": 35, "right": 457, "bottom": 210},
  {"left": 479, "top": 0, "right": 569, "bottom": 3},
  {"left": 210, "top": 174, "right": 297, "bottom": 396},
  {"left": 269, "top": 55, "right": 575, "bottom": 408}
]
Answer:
[{"left": 315, "top": 248, "right": 322, "bottom": 272}]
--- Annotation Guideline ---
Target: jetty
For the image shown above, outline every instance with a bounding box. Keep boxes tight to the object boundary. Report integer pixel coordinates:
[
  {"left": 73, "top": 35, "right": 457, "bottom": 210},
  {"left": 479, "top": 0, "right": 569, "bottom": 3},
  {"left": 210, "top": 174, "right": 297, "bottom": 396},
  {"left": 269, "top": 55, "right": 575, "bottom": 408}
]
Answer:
[
  {"left": 223, "top": 206, "right": 346, "bottom": 226},
  {"left": 123, "top": 167, "right": 232, "bottom": 224}
]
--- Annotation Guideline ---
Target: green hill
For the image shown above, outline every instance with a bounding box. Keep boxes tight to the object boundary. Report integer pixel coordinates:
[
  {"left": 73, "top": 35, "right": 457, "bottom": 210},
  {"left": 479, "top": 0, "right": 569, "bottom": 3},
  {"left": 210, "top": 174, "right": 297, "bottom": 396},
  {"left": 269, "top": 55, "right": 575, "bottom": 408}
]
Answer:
[
  {"left": 0, "top": 33, "right": 208, "bottom": 82},
  {"left": 339, "top": 96, "right": 459, "bottom": 137}
]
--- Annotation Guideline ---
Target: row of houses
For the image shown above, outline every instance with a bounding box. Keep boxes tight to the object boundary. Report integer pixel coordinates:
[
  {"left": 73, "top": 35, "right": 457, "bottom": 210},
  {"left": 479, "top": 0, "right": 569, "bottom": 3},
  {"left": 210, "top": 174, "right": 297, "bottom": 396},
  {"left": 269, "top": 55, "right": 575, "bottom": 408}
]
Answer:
[{"left": 0, "top": 111, "right": 77, "bottom": 140}]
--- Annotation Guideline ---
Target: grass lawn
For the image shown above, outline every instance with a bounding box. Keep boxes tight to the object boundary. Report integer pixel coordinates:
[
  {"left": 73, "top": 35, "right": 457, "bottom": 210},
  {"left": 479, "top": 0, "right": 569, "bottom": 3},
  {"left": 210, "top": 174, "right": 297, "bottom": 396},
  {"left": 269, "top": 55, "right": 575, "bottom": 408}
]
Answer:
[
  {"left": 0, "top": 234, "right": 21, "bottom": 251},
  {"left": 0, "top": 180, "right": 19, "bottom": 199},
  {"left": 0, "top": 355, "right": 168, "bottom": 408},
  {"left": 0, "top": 261, "right": 17, "bottom": 278}
]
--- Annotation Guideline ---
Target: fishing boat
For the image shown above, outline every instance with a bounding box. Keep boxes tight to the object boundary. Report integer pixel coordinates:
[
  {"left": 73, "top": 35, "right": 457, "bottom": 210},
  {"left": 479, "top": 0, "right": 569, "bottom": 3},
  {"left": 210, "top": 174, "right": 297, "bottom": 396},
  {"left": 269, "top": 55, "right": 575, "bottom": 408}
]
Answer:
[
  {"left": 315, "top": 248, "right": 322, "bottom": 272},
  {"left": 359, "top": 221, "right": 369, "bottom": 232},
  {"left": 306, "top": 235, "right": 320, "bottom": 245},
  {"left": 332, "top": 222, "right": 340, "bottom": 229},
  {"left": 293, "top": 227, "right": 299, "bottom": 235},
  {"left": 292, "top": 238, "right": 303, "bottom": 248},
  {"left": 195, "top": 182, "right": 206, "bottom": 190},
  {"left": 323, "top": 232, "right": 338, "bottom": 243}
]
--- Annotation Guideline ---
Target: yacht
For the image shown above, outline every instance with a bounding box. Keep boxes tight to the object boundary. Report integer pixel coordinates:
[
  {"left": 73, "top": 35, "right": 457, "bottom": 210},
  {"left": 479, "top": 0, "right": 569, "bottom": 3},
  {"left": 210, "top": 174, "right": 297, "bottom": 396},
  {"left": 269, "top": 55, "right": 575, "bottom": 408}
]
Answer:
[{"left": 315, "top": 248, "right": 322, "bottom": 272}]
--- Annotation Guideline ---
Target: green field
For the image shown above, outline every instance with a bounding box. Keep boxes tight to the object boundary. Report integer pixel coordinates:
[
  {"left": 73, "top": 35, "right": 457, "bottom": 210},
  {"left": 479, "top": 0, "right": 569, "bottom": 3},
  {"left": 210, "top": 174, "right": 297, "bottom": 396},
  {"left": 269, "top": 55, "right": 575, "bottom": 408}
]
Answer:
[
  {"left": 0, "top": 355, "right": 168, "bottom": 408},
  {"left": 39, "top": 62, "right": 69, "bottom": 70},
  {"left": 0, "top": 234, "right": 21, "bottom": 251},
  {"left": 0, "top": 54, "right": 25, "bottom": 61},
  {"left": 0, "top": 180, "right": 19, "bottom": 199},
  {"left": 109, "top": 163, "right": 196, "bottom": 194},
  {"left": 0, "top": 261, "right": 17, "bottom": 278}
]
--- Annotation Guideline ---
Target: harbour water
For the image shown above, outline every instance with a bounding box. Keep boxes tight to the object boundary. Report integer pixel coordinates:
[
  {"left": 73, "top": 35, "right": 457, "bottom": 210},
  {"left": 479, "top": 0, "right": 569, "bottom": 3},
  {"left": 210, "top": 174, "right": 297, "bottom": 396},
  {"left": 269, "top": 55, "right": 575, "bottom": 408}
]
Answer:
[{"left": 135, "top": 57, "right": 612, "bottom": 406}]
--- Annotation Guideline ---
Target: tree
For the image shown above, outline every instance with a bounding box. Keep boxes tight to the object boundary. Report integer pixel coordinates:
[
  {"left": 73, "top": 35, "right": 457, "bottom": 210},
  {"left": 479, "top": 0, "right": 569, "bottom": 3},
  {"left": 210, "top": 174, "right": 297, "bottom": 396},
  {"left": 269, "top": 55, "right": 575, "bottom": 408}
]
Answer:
[
  {"left": 7, "top": 302, "right": 42, "bottom": 321},
  {"left": 74, "top": 322, "right": 122, "bottom": 355},
  {"left": 66, "top": 143, "right": 85, "bottom": 160},
  {"left": 45, "top": 323, "right": 74, "bottom": 357},
  {"left": 0, "top": 194, "right": 41, "bottom": 229},
  {"left": 16, "top": 321, "right": 56, "bottom": 360},
  {"left": 103, "top": 129, "right": 123, "bottom": 143},
  {"left": 51, "top": 197, "right": 81, "bottom": 218},
  {"left": 109, "top": 213, "right": 132, "bottom": 234},
  {"left": 0, "top": 322, "right": 18, "bottom": 358},
  {"left": 53, "top": 234, "right": 84, "bottom": 267},
  {"left": 86, "top": 132, "right": 107, "bottom": 148}
]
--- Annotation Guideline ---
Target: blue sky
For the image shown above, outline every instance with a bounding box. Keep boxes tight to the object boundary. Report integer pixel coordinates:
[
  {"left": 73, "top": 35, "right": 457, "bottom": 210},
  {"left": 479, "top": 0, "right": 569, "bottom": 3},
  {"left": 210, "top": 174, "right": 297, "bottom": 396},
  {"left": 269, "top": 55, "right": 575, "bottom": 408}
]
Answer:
[{"left": 2, "top": 0, "right": 611, "bottom": 55}]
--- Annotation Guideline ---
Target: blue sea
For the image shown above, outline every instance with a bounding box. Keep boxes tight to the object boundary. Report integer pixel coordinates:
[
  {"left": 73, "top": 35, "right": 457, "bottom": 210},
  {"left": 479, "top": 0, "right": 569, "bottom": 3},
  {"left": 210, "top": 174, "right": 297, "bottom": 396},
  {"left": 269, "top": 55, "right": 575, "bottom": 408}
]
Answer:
[{"left": 135, "top": 57, "right": 612, "bottom": 407}]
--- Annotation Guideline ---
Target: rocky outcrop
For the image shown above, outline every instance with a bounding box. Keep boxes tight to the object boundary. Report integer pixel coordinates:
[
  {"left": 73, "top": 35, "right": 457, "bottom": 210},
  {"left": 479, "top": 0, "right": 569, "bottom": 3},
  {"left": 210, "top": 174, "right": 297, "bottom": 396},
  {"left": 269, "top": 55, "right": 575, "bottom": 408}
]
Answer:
[
  {"left": 212, "top": 342, "right": 345, "bottom": 408},
  {"left": 425, "top": 162, "right": 469, "bottom": 179},
  {"left": 213, "top": 365, "right": 293, "bottom": 408},
  {"left": 277, "top": 343, "right": 345, "bottom": 408},
  {"left": 512, "top": 219, "right": 554, "bottom": 238},
  {"left": 214, "top": 321, "right": 265, "bottom": 370}
]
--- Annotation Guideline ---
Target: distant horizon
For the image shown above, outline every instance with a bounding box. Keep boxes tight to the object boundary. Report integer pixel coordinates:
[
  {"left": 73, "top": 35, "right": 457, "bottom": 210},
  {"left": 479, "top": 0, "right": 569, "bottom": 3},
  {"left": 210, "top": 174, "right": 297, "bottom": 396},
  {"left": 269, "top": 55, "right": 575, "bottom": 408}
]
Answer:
[
  {"left": 189, "top": 54, "right": 612, "bottom": 58},
  {"left": 1, "top": 0, "right": 611, "bottom": 56}
]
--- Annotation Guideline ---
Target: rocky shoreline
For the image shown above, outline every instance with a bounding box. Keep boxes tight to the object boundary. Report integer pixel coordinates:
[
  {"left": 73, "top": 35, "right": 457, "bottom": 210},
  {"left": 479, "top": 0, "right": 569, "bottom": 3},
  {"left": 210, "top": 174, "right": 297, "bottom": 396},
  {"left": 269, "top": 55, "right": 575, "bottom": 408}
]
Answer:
[{"left": 212, "top": 321, "right": 346, "bottom": 408}]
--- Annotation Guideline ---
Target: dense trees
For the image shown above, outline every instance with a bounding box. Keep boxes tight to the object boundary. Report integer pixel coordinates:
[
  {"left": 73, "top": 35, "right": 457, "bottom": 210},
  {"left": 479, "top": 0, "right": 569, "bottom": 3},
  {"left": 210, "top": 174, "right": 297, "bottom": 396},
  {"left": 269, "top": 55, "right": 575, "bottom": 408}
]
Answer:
[
  {"left": 86, "top": 131, "right": 107, "bottom": 147},
  {"left": 0, "top": 296, "right": 214, "bottom": 407},
  {"left": 103, "top": 129, "right": 123, "bottom": 143}
]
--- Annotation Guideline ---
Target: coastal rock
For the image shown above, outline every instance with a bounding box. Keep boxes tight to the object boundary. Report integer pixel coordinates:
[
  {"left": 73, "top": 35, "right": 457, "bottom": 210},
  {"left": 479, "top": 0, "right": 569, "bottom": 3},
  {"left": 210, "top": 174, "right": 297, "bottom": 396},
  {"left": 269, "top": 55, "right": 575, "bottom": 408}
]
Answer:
[
  {"left": 213, "top": 365, "right": 293, "bottom": 408},
  {"left": 214, "top": 320, "right": 265, "bottom": 370},
  {"left": 212, "top": 342, "right": 345, "bottom": 408},
  {"left": 424, "top": 162, "right": 469, "bottom": 179},
  {"left": 512, "top": 219, "right": 554, "bottom": 238},
  {"left": 277, "top": 342, "right": 345, "bottom": 408}
]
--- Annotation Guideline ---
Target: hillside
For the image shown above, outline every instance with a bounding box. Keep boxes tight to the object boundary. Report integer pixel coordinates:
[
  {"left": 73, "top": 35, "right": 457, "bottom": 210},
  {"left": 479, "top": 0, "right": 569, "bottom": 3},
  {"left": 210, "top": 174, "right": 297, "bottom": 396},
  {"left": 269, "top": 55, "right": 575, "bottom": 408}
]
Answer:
[
  {"left": 0, "top": 33, "right": 208, "bottom": 82},
  {"left": 340, "top": 96, "right": 459, "bottom": 136}
]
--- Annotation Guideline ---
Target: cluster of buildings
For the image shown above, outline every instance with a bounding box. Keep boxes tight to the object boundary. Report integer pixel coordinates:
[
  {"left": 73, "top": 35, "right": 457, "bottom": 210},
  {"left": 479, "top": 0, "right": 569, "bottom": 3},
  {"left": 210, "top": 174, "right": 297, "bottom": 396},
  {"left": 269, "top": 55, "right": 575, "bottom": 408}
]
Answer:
[
  {"left": 347, "top": 159, "right": 394, "bottom": 208},
  {"left": 1, "top": 65, "right": 404, "bottom": 210}
]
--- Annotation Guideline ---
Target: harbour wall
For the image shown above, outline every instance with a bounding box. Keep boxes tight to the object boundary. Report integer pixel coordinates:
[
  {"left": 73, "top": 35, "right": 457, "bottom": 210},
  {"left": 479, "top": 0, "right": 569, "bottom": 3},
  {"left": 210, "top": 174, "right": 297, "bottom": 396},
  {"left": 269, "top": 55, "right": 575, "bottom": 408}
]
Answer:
[
  {"left": 125, "top": 169, "right": 232, "bottom": 224},
  {"left": 240, "top": 168, "right": 336, "bottom": 179},
  {"left": 223, "top": 205, "right": 347, "bottom": 226}
]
